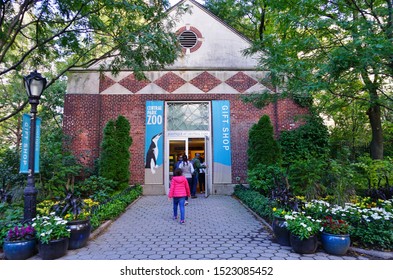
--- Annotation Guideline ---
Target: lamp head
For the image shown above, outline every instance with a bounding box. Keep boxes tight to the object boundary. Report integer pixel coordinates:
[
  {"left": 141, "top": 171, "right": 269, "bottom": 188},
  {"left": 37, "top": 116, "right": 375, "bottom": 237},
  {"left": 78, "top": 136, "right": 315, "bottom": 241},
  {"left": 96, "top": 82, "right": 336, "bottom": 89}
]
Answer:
[{"left": 24, "top": 70, "right": 47, "bottom": 99}]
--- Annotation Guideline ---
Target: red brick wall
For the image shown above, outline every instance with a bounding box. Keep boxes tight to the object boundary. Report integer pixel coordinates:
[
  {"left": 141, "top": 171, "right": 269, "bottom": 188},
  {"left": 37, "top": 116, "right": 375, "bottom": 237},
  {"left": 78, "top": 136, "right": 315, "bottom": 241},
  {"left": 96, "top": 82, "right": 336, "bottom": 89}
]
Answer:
[{"left": 63, "top": 93, "right": 307, "bottom": 185}]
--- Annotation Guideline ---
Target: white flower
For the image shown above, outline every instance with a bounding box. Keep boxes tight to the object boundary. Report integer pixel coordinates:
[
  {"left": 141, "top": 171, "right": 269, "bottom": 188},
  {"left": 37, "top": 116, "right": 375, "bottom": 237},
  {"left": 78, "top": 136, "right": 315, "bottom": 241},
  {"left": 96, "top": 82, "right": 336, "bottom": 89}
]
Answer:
[
  {"left": 307, "top": 227, "right": 312, "bottom": 231},
  {"left": 371, "top": 213, "right": 381, "bottom": 220}
]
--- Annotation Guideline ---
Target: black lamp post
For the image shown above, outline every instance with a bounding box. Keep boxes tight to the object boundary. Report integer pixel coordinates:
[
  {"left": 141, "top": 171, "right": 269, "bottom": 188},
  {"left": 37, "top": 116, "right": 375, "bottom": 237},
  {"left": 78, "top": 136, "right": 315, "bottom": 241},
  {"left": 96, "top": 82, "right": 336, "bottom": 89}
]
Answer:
[{"left": 23, "top": 70, "right": 46, "bottom": 222}]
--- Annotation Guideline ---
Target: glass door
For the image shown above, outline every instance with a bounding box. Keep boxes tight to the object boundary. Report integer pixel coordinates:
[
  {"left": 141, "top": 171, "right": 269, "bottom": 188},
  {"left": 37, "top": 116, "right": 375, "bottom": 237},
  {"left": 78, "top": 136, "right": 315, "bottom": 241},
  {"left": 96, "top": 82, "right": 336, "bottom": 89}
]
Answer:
[
  {"left": 204, "top": 136, "right": 212, "bottom": 197},
  {"left": 169, "top": 139, "right": 187, "bottom": 174},
  {"left": 165, "top": 137, "right": 207, "bottom": 195}
]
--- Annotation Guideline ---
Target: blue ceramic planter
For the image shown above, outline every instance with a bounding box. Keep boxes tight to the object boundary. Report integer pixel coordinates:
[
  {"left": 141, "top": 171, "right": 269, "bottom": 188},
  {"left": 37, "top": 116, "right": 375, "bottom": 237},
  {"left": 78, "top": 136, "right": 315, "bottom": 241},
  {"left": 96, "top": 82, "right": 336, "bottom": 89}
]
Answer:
[
  {"left": 67, "top": 219, "right": 91, "bottom": 250},
  {"left": 3, "top": 239, "right": 37, "bottom": 260},
  {"left": 272, "top": 217, "right": 290, "bottom": 246},
  {"left": 290, "top": 233, "right": 318, "bottom": 254},
  {"left": 321, "top": 232, "right": 350, "bottom": 256},
  {"left": 38, "top": 238, "right": 69, "bottom": 260}
]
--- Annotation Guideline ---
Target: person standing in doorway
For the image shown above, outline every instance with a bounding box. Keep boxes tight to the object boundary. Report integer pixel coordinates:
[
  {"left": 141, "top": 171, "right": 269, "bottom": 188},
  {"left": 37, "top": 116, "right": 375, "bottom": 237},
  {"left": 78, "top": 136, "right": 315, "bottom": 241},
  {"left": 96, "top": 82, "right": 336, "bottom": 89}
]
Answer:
[
  {"left": 168, "top": 168, "right": 190, "bottom": 224},
  {"left": 174, "top": 155, "right": 183, "bottom": 170},
  {"left": 198, "top": 157, "right": 206, "bottom": 193},
  {"left": 191, "top": 153, "right": 201, "bottom": 198},
  {"left": 178, "top": 154, "right": 194, "bottom": 205}
]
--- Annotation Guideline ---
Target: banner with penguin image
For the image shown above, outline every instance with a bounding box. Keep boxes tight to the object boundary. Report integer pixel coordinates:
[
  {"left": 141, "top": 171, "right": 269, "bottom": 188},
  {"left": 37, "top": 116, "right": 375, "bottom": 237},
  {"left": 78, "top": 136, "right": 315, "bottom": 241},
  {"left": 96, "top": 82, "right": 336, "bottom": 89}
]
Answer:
[{"left": 144, "top": 101, "right": 164, "bottom": 184}]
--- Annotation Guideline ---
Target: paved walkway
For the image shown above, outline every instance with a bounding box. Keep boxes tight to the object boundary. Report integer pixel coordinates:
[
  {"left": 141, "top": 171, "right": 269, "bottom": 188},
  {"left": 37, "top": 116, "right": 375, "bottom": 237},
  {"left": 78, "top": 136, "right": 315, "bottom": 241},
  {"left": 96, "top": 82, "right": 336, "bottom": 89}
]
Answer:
[{"left": 33, "top": 194, "right": 374, "bottom": 260}]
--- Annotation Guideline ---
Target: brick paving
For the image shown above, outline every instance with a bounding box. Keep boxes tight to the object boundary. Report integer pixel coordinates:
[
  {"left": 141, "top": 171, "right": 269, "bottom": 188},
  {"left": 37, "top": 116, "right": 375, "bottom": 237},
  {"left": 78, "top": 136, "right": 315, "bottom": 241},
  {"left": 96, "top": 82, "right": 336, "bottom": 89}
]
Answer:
[{"left": 36, "top": 194, "right": 373, "bottom": 260}]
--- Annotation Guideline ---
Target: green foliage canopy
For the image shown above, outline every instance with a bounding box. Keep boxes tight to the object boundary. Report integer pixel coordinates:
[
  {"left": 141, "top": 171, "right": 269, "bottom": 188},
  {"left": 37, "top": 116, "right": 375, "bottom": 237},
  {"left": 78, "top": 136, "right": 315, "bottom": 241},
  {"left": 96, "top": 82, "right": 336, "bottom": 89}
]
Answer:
[
  {"left": 244, "top": 0, "right": 393, "bottom": 159},
  {"left": 0, "top": 0, "right": 179, "bottom": 122}
]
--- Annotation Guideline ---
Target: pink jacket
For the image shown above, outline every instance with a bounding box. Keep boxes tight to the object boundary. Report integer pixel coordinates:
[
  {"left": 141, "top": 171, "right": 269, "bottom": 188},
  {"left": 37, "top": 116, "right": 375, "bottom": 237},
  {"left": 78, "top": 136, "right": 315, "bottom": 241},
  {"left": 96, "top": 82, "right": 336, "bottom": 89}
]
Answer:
[{"left": 168, "top": 176, "right": 191, "bottom": 198}]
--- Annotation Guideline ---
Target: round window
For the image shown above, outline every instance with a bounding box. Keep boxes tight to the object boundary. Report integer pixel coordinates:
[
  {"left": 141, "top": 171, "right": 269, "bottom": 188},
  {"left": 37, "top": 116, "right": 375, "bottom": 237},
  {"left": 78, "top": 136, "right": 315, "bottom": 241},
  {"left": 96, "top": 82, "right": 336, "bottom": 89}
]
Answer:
[
  {"left": 177, "top": 26, "right": 203, "bottom": 53},
  {"left": 178, "top": 31, "right": 198, "bottom": 48}
]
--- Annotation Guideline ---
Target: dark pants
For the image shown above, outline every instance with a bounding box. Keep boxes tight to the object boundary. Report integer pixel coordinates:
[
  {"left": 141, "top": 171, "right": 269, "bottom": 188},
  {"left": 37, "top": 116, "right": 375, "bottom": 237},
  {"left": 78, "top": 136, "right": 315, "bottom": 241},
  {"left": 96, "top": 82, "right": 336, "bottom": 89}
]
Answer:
[
  {"left": 191, "top": 174, "right": 198, "bottom": 196},
  {"left": 186, "top": 178, "right": 192, "bottom": 200},
  {"left": 199, "top": 172, "right": 205, "bottom": 192}
]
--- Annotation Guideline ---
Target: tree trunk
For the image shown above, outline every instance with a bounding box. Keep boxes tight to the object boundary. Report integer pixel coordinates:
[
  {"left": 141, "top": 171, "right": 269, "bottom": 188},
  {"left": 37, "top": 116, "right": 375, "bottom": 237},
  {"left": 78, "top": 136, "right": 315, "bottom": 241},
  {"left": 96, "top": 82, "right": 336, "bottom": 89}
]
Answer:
[{"left": 367, "top": 103, "right": 384, "bottom": 159}]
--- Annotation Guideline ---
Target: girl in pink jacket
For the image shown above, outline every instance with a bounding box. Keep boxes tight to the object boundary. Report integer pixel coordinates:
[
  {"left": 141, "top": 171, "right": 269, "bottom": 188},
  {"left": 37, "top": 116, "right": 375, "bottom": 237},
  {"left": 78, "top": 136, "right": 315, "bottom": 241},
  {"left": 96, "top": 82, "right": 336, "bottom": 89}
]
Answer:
[{"left": 168, "top": 168, "right": 191, "bottom": 224}]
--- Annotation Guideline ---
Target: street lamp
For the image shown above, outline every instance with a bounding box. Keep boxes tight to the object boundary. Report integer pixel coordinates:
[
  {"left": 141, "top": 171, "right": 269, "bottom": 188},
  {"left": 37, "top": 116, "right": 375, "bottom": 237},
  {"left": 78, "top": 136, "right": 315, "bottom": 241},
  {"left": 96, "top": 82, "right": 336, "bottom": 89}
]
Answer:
[{"left": 23, "top": 70, "right": 46, "bottom": 222}]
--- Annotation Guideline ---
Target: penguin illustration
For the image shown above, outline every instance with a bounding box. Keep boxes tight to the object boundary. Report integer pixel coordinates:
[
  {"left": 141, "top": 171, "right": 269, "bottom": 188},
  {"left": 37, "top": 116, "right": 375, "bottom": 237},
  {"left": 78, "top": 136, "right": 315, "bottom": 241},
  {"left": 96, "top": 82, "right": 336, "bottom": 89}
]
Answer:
[{"left": 145, "top": 132, "right": 163, "bottom": 174}]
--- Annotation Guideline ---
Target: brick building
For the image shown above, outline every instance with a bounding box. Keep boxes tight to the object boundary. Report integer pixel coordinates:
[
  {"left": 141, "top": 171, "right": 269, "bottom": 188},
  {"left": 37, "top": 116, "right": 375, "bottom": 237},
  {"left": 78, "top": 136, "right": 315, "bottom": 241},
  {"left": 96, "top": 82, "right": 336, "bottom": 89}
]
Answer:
[{"left": 63, "top": 0, "right": 307, "bottom": 195}]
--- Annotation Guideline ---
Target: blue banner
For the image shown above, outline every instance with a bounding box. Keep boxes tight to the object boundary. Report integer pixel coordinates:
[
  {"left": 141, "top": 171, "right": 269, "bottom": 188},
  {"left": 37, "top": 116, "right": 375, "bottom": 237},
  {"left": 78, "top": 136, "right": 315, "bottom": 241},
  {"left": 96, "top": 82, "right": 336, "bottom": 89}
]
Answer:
[
  {"left": 212, "top": 100, "right": 232, "bottom": 183},
  {"left": 35, "top": 117, "right": 41, "bottom": 173},
  {"left": 19, "top": 114, "right": 41, "bottom": 174},
  {"left": 20, "top": 114, "right": 30, "bottom": 173},
  {"left": 144, "top": 101, "right": 164, "bottom": 184}
]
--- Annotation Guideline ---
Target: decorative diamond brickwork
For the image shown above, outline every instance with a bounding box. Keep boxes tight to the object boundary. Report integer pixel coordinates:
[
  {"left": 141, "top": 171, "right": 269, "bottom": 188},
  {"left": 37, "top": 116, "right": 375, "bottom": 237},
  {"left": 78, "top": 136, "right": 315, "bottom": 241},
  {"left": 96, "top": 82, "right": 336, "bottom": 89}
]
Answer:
[
  {"left": 190, "top": 71, "right": 221, "bottom": 92},
  {"left": 225, "top": 72, "right": 258, "bottom": 93},
  {"left": 99, "top": 74, "right": 116, "bottom": 93},
  {"left": 119, "top": 73, "right": 150, "bottom": 93},
  {"left": 154, "top": 72, "right": 186, "bottom": 93}
]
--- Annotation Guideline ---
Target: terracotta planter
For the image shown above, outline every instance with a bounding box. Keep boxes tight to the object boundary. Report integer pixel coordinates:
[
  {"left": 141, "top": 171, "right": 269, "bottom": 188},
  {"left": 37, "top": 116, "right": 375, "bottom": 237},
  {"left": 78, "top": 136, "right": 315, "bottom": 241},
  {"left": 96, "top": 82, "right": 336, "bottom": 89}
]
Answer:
[
  {"left": 3, "top": 239, "right": 37, "bottom": 260},
  {"left": 321, "top": 232, "right": 350, "bottom": 256},
  {"left": 289, "top": 233, "right": 318, "bottom": 254},
  {"left": 67, "top": 219, "right": 91, "bottom": 250},
  {"left": 38, "top": 238, "right": 69, "bottom": 260}
]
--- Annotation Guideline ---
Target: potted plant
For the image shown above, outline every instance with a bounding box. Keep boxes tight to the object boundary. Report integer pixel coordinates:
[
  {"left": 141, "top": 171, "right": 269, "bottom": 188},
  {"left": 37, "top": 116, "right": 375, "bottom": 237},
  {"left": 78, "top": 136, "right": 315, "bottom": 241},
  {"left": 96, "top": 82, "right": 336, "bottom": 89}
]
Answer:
[
  {"left": 2, "top": 224, "right": 36, "bottom": 260},
  {"left": 272, "top": 207, "right": 291, "bottom": 246},
  {"left": 285, "top": 211, "right": 322, "bottom": 254},
  {"left": 320, "top": 216, "right": 351, "bottom": 255},
  {"left": 53, "top": 185, "right": 98, "bottom": 250},
  {"left": 32, "top": 213, "right": 70, "bottom": 260}
]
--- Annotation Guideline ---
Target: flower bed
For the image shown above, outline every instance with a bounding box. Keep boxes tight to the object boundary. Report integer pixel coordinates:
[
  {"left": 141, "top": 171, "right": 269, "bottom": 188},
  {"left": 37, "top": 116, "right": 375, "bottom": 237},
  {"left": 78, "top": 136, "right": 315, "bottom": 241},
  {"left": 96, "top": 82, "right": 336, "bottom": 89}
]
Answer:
[{"left": 234, "top": 185, "right": 393, "bottom": 250}]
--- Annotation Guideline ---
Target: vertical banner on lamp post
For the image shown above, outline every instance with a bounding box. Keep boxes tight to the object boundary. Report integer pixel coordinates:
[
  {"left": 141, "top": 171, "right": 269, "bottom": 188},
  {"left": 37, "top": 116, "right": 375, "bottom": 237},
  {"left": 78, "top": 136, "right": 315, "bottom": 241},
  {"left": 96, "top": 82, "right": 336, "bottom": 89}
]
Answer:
[
  {"left": 20, "top": 114, "right": 30, "bottom": 173},
  {"left": 35, "top": 117, "right": 41, "bottom": 173},
  {"left": 20, "top": 114, "right": 41, "bottom": 174}
]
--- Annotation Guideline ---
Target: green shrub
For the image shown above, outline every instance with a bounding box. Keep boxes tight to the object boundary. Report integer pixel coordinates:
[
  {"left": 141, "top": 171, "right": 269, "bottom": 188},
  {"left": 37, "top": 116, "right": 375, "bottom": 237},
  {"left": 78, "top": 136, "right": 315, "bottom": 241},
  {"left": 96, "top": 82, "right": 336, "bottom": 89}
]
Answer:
[
  {"left": 0, "top": 203, "right": 24, "bottom": 247},
  {"left": 76, "top": 175, "right": 117, "bottom": 202},
  {"left": 247, "top": 164, "right": 285, "bottom": 196},
  {"left": 90, "top": 185, "right": 142, "bottom": 230},
  {"left": 234, "top": 184, "right": 273, "bottom": 223},
  {"left": 99, "top": 115, "right": 132, "bottom": 189},
  {"left": 279, "top": 113, "right": 329, "bottom": 163},
  {"left": 247, "top": 115, "right": 281, "bottom": 169},
  {"left": 352, "top": 156, "right": 393, "bottom": 199},
  {"left": 288, "top": 157, "right": 328, "bottom": 200}
]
